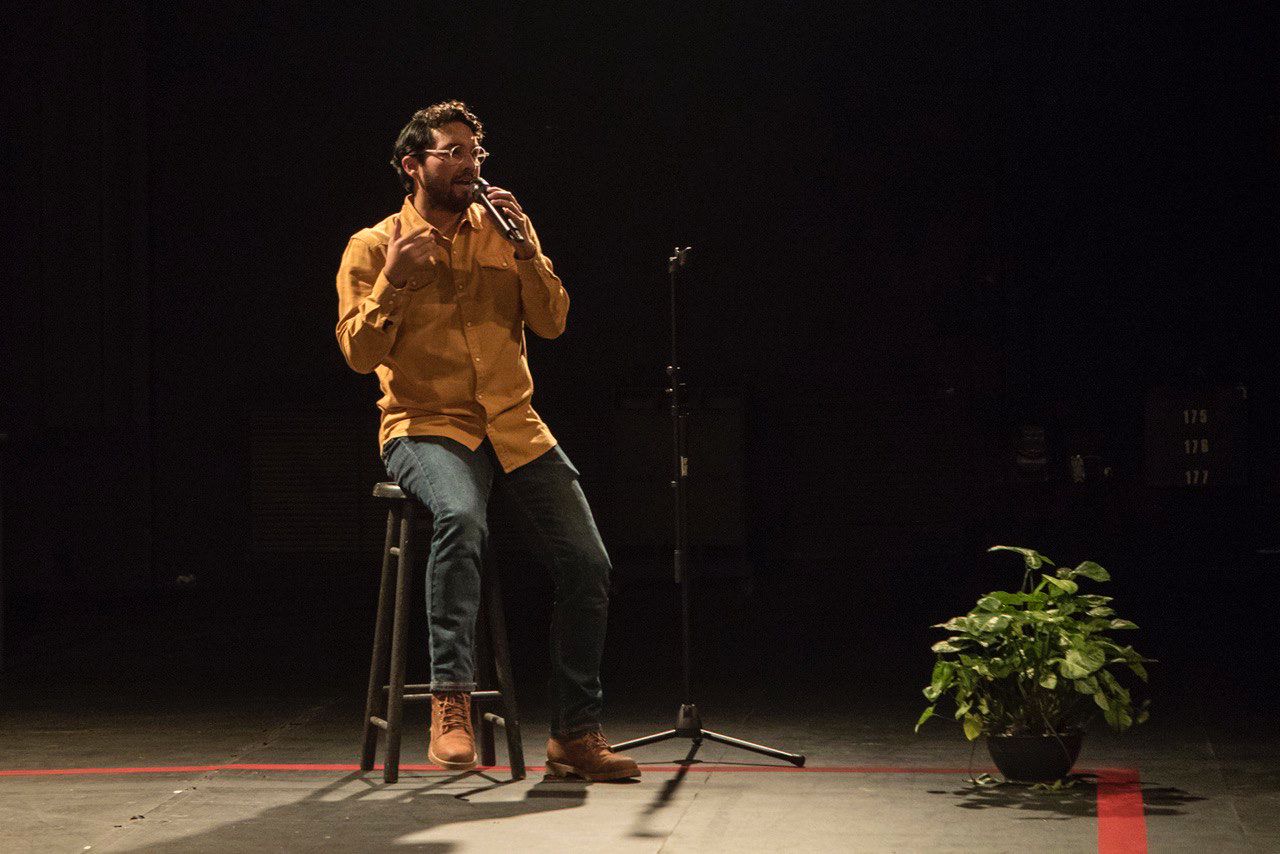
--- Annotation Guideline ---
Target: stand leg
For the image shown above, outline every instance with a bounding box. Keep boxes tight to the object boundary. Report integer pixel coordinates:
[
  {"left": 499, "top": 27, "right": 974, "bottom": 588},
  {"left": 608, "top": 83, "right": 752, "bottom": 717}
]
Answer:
[
  {"left": 701, "top": 730, "right": 806, "bottom": 766},
  {"left": 486, "top": 563, "right": 525, "bottom": 780},
  {"left": 360, "top": 506, "right": 400, "bottom": 772},
  {"left": 610, "top": 729, "right": 680, "bottom": 752},
  {"left": 384, "top": 501, "right": 415, "bottom": 784},
  {"left": 475, "top": 575, "right": 496, "bottom": 767}
]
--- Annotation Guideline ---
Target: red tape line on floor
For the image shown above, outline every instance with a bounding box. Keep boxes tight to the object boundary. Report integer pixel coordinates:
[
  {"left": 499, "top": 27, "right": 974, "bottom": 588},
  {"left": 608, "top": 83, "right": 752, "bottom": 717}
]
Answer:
[
  {"left": 0, "top": 764, "right": 982, "bottom": 775},
  {"left": 1094, "top": 767, "right": 1148, "bottom": 854}
]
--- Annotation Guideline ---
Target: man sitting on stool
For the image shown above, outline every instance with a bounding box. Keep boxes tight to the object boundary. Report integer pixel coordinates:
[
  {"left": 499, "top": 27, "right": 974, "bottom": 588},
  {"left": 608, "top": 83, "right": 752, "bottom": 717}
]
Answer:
[{"left": 335, "top": 100, "right": 638, "bottom": 781}]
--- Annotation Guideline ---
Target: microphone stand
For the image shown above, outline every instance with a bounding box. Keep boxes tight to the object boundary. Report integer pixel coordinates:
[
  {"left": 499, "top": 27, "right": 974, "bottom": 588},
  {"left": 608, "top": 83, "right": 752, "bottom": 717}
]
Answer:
[{"left": 609, "top": 246, "right": 805, "bottom": 768}]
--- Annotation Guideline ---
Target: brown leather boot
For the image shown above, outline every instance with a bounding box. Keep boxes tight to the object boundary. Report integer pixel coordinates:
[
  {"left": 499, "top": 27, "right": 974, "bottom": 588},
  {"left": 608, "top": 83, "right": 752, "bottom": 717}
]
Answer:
[
  {"left": 428, "top": 691, "right": 476, "bottom": 771},
  {"left": 546, "top": 729, "right": 640, "bottom": 781}
]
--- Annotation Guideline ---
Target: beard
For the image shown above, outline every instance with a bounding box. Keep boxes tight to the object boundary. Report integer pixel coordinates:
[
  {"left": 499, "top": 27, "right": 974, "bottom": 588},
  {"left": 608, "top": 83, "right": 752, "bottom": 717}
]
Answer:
[{"left": 423, "top": 172, "right": 474, "bottom": 213}]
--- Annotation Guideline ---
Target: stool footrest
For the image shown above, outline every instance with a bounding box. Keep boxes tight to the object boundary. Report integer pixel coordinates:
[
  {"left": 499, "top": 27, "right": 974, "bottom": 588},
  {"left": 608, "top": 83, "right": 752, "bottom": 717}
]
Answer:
[
  {"left": 369, "top": 716, "right": 389, "bottom": 731},
  {"left": 389, "top": 546, "right": 401, "bottom": 557},
  {"left": 483, "top": 712, "right": 507, "bottom": 728},
  {"left": 382, "top": 686, "right": 503, "bottom": 701}
]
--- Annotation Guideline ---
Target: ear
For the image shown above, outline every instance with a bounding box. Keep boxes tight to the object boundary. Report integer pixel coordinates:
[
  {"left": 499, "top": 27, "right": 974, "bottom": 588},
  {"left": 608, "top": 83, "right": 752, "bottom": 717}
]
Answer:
[{"left": 400, "top": 154, "right": 421, "bottom": 186}]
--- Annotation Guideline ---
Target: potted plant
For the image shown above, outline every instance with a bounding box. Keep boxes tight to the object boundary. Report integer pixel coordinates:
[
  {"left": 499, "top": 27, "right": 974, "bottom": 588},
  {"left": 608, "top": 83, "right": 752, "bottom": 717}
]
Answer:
[{"left": 915, "top": 546, "right": 1152, "bottom": 782}]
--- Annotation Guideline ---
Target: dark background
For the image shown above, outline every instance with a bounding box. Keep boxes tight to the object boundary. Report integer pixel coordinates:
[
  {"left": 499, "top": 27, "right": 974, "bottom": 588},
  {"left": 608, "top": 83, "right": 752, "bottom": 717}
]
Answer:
[{"left": 2, "top": 2, "right": 1277, "bottom": 708}]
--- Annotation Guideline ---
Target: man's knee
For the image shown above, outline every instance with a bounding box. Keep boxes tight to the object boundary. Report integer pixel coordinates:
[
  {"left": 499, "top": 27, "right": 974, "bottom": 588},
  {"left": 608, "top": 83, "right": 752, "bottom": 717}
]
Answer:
[
  {"left": 563, "top": 545, "right": 611, "bottom": 599},
  {"left": 433, "top": 504, "right": 488, "bottom": 548}
]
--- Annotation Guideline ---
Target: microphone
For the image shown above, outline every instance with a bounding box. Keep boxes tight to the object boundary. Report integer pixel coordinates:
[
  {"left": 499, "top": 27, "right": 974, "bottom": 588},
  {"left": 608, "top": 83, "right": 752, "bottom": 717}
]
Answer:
[{"left": 469, "top": 177, "right": 527, "bottom": 245}]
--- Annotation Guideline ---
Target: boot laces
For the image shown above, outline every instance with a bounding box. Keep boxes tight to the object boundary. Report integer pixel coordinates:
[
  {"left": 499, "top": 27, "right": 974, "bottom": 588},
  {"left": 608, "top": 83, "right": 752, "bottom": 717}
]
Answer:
[
  {"left": 438, "top": 693, "right": 471, "bottom": 733},
  {"left": 585, "top": 730, "right": 610, "bottom": 754}
]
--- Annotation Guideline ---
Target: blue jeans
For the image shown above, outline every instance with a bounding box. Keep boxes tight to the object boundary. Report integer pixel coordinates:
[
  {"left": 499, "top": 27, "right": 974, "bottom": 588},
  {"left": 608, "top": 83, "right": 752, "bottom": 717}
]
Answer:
[{"left": 381, "top": 435, "right": 612, "bottom": 738}]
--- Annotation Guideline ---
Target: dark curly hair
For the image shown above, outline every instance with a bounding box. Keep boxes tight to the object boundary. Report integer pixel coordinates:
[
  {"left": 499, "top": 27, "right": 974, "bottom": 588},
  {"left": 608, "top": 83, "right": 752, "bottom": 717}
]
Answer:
[{"left": 390, "top": 100, "right": 485, "bottom": 193}]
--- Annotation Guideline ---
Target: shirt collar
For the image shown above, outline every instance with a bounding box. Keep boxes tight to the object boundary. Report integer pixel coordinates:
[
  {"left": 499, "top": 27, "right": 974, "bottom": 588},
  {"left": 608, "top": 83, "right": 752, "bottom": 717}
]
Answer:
[{"left": 400, "top": 196, "right": 484, "bottom": 235}]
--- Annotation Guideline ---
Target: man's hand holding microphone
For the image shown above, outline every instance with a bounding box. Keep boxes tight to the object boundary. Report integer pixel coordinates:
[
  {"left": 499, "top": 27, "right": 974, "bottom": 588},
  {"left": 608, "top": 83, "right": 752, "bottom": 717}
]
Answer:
[{"left": 472, "top": 178, "right": 536, "bottom": 261}]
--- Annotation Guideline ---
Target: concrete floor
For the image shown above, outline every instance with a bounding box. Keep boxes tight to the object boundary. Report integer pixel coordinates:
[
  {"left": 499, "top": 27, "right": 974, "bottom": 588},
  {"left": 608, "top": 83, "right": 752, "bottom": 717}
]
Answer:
[{"left": 2, "top": 581, "right": 1277, "bottom": 853}]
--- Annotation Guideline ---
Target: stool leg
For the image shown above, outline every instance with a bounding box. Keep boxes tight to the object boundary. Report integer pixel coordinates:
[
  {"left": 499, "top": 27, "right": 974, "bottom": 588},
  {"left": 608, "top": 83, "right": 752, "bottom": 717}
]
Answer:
[
  {"left": 485, "top": 564, "right": 526, "bottom": 780},
  {"left": 475, "top": 572, "right": 497, "bottom": 767},
  {"left": 360, "top": 505, "right": 402, "bottom": 772},
  {"left": 384, "top": 500, "right": 416, "bottom": 784}
]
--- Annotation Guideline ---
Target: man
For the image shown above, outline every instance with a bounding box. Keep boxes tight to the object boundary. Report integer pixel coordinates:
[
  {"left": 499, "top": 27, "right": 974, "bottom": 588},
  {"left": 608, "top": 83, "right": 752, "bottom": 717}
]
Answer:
[{"left": 335, "top": 100, "right": 638, "bottom": 781}]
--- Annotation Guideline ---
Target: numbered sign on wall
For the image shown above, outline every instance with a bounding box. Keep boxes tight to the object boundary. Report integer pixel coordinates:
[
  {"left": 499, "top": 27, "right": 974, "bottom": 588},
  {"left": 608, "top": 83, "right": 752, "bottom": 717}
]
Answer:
[{"left": 1142, "top": 385, "right": 1246, "bottom": 489}]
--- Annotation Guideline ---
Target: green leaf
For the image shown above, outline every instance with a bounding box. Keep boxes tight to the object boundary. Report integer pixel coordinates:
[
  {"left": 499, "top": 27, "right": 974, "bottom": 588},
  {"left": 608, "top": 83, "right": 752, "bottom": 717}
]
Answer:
[
  {"left": 1136, "top": 700, "right": 1151, "bottom": 725},
  {"left": 963, "top": 715, "right": 983, "bottom": 741},
  {"left": 925, "top": 661, "right": 953, "bottom": 701},
  {"left": 1104, "top": 704, "right": 1133, "bottom": 731},
  {"left": 1072, "top": 561, "right": 1110, "bottom": 582},
  {"left": 973, "top": 615, "right": 1012, "bottom": 634},
  {"left": 975, "top": 596, "right": 1006, "bottom": 612},
  {"left": 1043, "top": 575, "right": 1079, "bottom": 596},
  {"left": 1061, "top": 646, "right": 1105, "bottom": 679},
  {"left": 1072, "top": 675, "right": 1100, "bottom": 694},
  {"left": 1093, "top": 691, "right": 1111, "bottom": 711},
  {"left": 915, "top": 706, "right": 936, "bottom": 732},
  {"left": 1097, "top": 669, "right": 1131, "bottom": 703},
  {"left": 1087, "top": 606, "right": 1116, "bottom": 617},
  {"left": 988, "top": 545, "right": 1055, "bottom": 568},
  {"left": 1039, "top": 672, "right": 1058, "bottom": 690},
  {"left": 1129, "top": 662, "right": 1149, "bottom": 682},
  {"left": 931, "top": 640, "right": 965, "bottom": 653},
  {"left": 1107, "top": 619, "right": 1139, "bottom": 631}
]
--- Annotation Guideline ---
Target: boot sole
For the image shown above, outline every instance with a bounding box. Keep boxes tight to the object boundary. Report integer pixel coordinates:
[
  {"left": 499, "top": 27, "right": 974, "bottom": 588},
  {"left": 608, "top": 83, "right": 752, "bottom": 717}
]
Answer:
[
  {"left": 545, "top": 760, "right": 641, "bottom": 781},
  {"left": 428, "top": 746, "right": 477, "bottom": 771}
]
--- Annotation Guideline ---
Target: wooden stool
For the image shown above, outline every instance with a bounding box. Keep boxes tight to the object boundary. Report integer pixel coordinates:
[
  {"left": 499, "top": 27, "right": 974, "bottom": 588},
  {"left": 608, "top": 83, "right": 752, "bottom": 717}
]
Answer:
[{"left": 359, "top": 482, "right": 526, "bottom": 783}]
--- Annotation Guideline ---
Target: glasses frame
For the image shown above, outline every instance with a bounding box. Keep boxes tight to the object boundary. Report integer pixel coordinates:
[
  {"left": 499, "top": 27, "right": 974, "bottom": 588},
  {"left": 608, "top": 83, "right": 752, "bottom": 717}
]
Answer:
[{"left": 418, "top": 144, "right": 489, "bottom": 165}]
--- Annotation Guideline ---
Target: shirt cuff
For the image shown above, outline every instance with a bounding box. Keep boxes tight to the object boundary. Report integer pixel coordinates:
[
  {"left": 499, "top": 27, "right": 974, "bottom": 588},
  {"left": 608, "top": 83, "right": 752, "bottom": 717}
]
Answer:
[
  {"left": 369, "top": 271, "right": 407, "bottom": 326},
  {"left": 515, "top": 252, "right": 553, "bottom": 278}
]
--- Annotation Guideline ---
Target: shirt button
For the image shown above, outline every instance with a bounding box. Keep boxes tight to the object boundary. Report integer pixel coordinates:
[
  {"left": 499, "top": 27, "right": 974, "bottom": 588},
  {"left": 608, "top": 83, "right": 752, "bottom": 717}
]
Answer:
[
  {"left": 466, "top": 321, "right": 473, "bottom": 327},
  {"left": 474, "top": 356, "right": 481, "bottom": 362}
]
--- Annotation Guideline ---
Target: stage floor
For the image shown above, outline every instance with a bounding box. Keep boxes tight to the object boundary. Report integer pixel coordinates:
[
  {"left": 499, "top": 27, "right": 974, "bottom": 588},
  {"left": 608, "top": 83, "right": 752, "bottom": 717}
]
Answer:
[{"left": 1, "top": 582, "right": 1276, "bottom": 853}]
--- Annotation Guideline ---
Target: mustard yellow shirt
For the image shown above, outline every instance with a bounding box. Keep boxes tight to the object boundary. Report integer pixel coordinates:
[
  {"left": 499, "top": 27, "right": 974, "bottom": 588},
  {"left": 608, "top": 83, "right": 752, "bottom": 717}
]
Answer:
[{"left": 335, "top": 196, "right": 569, "bottom": 472}]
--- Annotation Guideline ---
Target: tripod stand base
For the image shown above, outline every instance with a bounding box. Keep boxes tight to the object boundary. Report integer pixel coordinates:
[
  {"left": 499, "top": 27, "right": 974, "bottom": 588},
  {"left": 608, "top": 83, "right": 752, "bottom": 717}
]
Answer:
[{"left": 611, "top": 704, "right": 805, "bottom": 767}]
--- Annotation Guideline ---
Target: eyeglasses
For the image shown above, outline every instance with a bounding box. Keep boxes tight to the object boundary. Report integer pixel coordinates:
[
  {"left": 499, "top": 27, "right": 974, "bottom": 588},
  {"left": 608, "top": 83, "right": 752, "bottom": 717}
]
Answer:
[{"left": 418, "top": 144, "right": 489, "bottom": 165}]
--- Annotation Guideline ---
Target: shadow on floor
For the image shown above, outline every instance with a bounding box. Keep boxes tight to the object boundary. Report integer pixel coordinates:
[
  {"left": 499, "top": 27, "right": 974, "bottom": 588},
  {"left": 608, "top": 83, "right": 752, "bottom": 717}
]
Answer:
[
  {"left": 929, "top": 775, "right": 1205, "bottom": 818},
  {"left": 122, "top": 770, "right": 592, "bottom": 852},
  {"left": 628, "top": 741, "right": 703, "bottom": 839}
]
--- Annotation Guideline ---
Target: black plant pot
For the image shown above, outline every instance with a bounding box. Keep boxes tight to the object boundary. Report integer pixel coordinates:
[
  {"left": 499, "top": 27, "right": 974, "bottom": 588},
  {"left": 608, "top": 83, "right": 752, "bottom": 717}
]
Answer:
[{"left": 985, "top": 730, "right": 1084, "bottom": 783}]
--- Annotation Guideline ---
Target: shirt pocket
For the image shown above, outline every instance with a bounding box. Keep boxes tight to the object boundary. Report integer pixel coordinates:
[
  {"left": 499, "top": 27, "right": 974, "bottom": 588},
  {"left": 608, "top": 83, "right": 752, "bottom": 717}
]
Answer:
[
  {"left": 390, "top": 273, "right": 455, "bottom": 360},
  {"left": 476, "top": 249, "right": 521, "bottom": 321}
]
